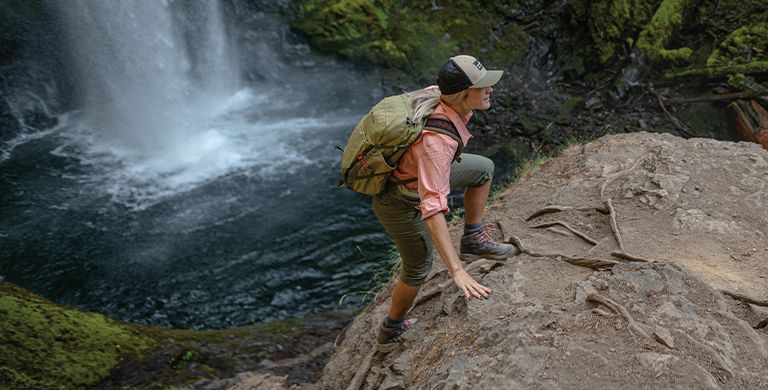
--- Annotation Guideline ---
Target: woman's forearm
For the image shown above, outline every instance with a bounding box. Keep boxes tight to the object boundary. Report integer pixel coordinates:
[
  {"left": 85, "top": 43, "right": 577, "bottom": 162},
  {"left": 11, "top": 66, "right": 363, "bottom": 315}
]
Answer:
[{"left": 423, "top": 212, "right": 463, "bottom": 275}]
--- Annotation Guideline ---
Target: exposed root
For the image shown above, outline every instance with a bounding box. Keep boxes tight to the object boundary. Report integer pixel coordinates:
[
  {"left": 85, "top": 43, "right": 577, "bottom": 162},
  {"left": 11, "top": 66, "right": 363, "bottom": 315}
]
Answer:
[
  {"left": 508, "top": 234, "right": 617, "bottom": 270},
  {"left": 721, "top": 290, "right": 768, "bottom": 307},
  {"left": 591, "top": 308, "right": 614, "bottom": 317},
  {"left": 756, "top": 317, "right": 768, "bottom": 329},
  {"left": 599, "top": 153, "right": 653, "bottom": 200},
  {"left": 555, "top": 255, "right": 618, "bottom": 270},
  {"left": 678, "top": 332, "right": 736, "bottom": 379},
  {"left": 587, "top": 293, "right": 648, "bottom": 339},
  {"left": 530, "top": 220, "right": 599, "bottom": 246},
  {"left": 546, "top": 227, "right": 571, "bottom": 236},
  {"left": 526, "top": 205, "right": 573, "bottom": 221},
  {"left": 610, "top": 251, "right": 651, "bottom": 263},
  {"left": 346, "top": 348, "right": 377, "bottom": 390},
  {"left": 605, "top": 199, "right": 625, "bottom": 251},
  {"left": 414, "top": 259, "right": 504, "bottom": 306}
]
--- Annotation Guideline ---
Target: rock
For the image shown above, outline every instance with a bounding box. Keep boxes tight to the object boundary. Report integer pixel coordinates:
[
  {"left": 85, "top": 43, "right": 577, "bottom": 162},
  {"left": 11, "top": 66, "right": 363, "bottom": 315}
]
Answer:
[
  {"left": 321, "top": 134, "right": 768, "bottom": 389},
  {"left": 654, "top": 326, "right": 675, "bottom": 349}
]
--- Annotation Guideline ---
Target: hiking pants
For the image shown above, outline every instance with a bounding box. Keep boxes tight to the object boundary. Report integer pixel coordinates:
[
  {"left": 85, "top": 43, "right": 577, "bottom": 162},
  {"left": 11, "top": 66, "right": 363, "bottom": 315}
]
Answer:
[{"left": 372, "top": 153, "right": 494, "bottom": 286}]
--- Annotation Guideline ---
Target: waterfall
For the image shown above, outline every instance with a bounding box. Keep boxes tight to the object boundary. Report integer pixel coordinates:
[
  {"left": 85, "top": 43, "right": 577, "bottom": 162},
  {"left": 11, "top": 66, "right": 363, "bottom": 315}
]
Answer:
[{"left": 53, "top": 0, "right": 240, "bottom": 152}]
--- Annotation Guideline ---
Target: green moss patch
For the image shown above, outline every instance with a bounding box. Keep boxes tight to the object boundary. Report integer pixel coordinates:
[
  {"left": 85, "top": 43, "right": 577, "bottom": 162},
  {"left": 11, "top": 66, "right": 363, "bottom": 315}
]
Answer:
[
  {"left": 0, "top": 281, "right": 156, "bottom": 389},
  {"left": 636, "top": 0, "right": 694, "bottom": 64},
  {"left": 291, "top": 0, "right": 529, "bottom": 80}
]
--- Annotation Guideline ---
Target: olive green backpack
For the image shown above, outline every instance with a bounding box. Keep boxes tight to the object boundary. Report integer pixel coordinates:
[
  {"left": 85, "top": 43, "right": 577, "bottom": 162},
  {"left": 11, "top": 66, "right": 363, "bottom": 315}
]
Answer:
[{"left": 338, "top": 93, "right": 463, "bottom": 195}]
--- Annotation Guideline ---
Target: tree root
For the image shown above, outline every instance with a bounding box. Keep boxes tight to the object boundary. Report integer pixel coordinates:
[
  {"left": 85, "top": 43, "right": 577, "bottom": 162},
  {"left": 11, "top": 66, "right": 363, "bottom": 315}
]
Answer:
[
  {"left": 546, "top": 227, "right": 571, "bottom": 236},
  {"left": 526, "top": 205, "right": 573, "bottom": 221},
  {"left": 678, "top": 332, "right": 736, "bottom": 379},
  {"left": 530, "top": 220, "right": 599, "bottom": 246},
  {"left": 756, "top": 317, "right": 768, "bottom": 329},
  {"left": 508, "top": 234, "right": 618, "bottom": 270},
  {"left": 414, "top": 259, "right": 504, "bottom": 306},
  {"left": 665, "top": 89, "right": 768, "bottom": 104},
  {"left": 605, "top": 199, "right": 625, "bottom": 251},
  {"left": 587, "top": 293, "right": 648, "bottom": 339},
  {"left": 599, "top": 153, "right": 653, "bottom": 200},
  {"left": 347, "top": 348, "right": 377, "bottom": 390},
  {"left": 610, "top": 251, "right": 651, "bottom": 263},
  {"left": 721, "top": 290, "right": 768, "bottom": 307}
]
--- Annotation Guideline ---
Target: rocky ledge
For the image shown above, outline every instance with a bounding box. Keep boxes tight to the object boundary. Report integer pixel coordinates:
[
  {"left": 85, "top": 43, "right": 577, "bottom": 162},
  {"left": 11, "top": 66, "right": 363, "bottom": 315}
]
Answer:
[{"left": 315, "top": 132, "right": 768, "bottom": 389}]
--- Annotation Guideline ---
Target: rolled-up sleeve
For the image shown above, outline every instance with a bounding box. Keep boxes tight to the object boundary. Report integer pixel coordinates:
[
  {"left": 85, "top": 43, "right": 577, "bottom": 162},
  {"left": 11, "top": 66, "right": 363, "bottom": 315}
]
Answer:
[{"left": 414, "top": 132, "right": 458, "bottom": 220}]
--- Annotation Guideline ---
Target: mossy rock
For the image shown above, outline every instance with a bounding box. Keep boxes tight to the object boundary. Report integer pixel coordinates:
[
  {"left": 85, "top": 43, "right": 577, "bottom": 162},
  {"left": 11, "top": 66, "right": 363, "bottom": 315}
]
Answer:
[
  {"left": 291, "top": 0, "right": 529, "bottom": 80},
  {"left": 706, "top": 23, "right": 768, "bottom": 67},
  {"left": 0, "top": 281, "right": 157, "bottom": 389},
  {"left": 636, "top": 0, "right": 695, "bottom": 64}
]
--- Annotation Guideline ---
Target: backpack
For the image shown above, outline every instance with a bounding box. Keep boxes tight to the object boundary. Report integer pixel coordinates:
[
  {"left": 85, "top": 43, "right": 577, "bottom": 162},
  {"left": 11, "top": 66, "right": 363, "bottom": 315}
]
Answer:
[{"left": 338, "top": 93, "right": 464, "bottom": 195}]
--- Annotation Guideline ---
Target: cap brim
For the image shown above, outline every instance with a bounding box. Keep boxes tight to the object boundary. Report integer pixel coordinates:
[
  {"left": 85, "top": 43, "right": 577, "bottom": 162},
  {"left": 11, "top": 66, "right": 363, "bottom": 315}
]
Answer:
[{"left": 471, "top": 70, "right": 503, "bottom": 88}]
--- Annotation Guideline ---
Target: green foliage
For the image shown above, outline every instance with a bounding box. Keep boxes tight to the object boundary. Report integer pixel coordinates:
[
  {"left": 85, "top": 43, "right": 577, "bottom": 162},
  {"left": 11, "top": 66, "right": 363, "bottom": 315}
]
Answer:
[
  {"left": 167, "top": 350, "right": 205, "bottom": 370},
  {"left": 636, "top": 0, "right": 694, "bottom": 64},
  {"left": 0, "top": 281, "right": 156, "bottom": 389},
  {"left": 291, "top": 0, "right": 529, "bottom": 80},
  {"left": 706, "top": 23, "right": 768, "bottom": 67},
  {"left": 588, "top": 0, "right": 654, "bottom": 63}
]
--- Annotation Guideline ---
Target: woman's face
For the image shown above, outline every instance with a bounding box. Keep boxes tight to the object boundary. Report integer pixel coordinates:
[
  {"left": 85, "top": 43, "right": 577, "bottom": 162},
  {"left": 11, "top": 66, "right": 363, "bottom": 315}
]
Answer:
[{"left": 464, "top": 86, "right": 493, "bottom": 111}]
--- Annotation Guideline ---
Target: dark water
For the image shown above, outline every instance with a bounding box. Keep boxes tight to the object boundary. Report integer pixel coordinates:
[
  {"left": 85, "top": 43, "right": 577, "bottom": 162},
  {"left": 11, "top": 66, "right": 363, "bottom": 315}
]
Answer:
[{"left": 0, "top": 1, "right": 517, "bottom": 330}]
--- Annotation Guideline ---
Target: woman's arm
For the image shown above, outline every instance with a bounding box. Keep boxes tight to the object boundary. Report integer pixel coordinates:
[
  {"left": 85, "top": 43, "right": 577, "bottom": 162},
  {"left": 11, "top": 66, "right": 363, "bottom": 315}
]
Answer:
[{"left": 424, "top": 212, "right": 492, "bottom": 300}]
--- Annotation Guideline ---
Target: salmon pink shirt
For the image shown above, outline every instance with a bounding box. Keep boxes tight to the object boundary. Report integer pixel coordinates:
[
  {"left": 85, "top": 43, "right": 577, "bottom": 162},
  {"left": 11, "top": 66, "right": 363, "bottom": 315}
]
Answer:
[{"left": 391, "top": 98, "right": 473, "bottom": 220}]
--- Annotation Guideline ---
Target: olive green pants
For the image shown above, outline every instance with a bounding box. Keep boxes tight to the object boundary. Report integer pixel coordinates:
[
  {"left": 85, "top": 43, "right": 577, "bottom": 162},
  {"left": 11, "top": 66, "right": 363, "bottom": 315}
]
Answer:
[{"left": 372, "top": 153, "right": 494, "bottom": 286}]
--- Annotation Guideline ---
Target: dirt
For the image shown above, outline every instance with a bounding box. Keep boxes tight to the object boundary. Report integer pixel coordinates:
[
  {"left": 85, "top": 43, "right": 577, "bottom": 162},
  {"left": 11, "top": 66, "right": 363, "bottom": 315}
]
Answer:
[{"left": 312, "top": 132, "right": 768, "bottom": 389}]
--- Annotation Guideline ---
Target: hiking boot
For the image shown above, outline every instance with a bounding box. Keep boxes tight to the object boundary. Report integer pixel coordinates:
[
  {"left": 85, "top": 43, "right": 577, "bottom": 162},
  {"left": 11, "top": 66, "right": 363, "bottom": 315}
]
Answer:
[
  {"left": 460, "top": 225, "right": 519, "bottom": 262},
  {"left": 376, "top": 318, "right": 417, "bottom": 353}
]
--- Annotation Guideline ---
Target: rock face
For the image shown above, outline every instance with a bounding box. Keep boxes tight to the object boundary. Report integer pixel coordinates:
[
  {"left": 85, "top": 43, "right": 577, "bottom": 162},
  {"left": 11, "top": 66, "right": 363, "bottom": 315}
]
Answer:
[{"left": 320, "top": 133, "right": 768, "bottom": 389}]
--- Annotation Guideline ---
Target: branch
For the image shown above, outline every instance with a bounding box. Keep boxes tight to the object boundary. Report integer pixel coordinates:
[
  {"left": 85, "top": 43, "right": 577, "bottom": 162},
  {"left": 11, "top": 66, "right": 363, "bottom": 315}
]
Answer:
[
  {"left": 648, "top": 86, "right": 697, "bottom": 138},
  {"left": 665, "top": 89, "right": 768, "bottom": 104}
]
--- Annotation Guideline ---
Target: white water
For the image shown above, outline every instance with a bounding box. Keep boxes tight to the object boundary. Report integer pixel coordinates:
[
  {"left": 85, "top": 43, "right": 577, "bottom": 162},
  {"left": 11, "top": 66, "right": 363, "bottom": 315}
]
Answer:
[{"left": 47, "top": 0, "right": 358, "bottom": 210}]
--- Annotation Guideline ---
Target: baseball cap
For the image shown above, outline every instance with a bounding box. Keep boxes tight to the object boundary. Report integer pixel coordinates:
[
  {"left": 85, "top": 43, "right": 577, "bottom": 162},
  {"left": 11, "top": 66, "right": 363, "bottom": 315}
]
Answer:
[{"left": 436, "top": 55, "right": 503, "bottom": 95}]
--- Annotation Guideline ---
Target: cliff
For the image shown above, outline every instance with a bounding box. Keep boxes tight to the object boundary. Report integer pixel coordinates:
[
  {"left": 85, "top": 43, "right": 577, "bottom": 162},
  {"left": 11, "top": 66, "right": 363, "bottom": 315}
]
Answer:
[{"left": 317, "top": 133, "right": 768, "bottom": 389}]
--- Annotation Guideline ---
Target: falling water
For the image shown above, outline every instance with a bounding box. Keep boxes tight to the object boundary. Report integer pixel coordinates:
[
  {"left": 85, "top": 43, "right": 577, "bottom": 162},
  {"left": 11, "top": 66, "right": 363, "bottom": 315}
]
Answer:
[{"left": 52, "top": 0, "right": 239, "bottom": 152}]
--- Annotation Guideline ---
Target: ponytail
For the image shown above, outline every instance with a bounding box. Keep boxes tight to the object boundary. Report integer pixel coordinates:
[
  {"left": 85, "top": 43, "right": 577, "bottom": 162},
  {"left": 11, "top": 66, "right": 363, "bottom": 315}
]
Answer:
[{"left": 406, "top": 86, "right": 469, "bottom": 123}]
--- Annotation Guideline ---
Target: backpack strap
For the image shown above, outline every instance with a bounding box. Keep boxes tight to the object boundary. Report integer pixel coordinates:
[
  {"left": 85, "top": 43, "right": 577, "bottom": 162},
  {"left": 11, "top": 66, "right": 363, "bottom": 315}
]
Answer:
[
  {"left": 423, "top": 116, "right": 464, "bottom": 162},
  {"left": 390, "top": 116, "right": 465, "bottom": 187}
]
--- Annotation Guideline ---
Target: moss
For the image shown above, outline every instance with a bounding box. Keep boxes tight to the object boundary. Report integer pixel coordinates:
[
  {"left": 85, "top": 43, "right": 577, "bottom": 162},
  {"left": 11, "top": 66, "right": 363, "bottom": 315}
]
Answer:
[
  {"left": 556, "top": 0, "right": 657, "bottom": 79},
  {"left": 665, "top": 60, "right": 768, "bottom": 78},
  {"left": 0, "top": 281, "right": 157, "bottom": 389},
  {"left": 706, "top": 23, "right": 768, "bottom": 67},
  {"left": 588, "top": 0, "right": 655, "bottom": 63},
  {"left": 636, "top": 0, "right": 695, "bottom": 64},
  {"left": 291, "top": 0, "right": 529, "bottom": 79}
]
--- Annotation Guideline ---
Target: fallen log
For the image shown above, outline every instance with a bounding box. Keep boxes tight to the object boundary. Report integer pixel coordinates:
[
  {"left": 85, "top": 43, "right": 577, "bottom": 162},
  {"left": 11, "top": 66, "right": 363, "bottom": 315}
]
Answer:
[{"left": 665, "top": 90, "right": 768, "bottom": 104}]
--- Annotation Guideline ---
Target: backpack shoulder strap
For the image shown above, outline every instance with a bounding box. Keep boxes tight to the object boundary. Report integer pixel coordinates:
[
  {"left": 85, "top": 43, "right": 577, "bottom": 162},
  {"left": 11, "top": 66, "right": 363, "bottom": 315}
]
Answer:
[{"left": 423, "top": 116, "right": 464, "bottom": 162}]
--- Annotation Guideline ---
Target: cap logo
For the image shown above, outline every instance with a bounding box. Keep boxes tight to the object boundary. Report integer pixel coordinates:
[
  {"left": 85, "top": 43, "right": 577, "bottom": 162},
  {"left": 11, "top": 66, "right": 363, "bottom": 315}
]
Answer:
[{"left": 473, "top": 60, "right": 484, "bottom": 71}]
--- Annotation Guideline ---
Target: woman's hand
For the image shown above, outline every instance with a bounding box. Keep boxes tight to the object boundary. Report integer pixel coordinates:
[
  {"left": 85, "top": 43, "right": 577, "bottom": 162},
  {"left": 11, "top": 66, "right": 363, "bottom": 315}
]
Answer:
[
  {"left": 423, "top": 212, "right": 493, "bottom": 300},
  {"left": 451, "top": 268, "right": 492, "bottom": 300}
]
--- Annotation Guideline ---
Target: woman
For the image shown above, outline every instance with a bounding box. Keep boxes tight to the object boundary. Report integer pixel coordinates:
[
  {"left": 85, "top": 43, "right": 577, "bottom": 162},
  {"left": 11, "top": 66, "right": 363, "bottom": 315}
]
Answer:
[{"left": 374, "top": 55, "right": 517, "bottom": 352}]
